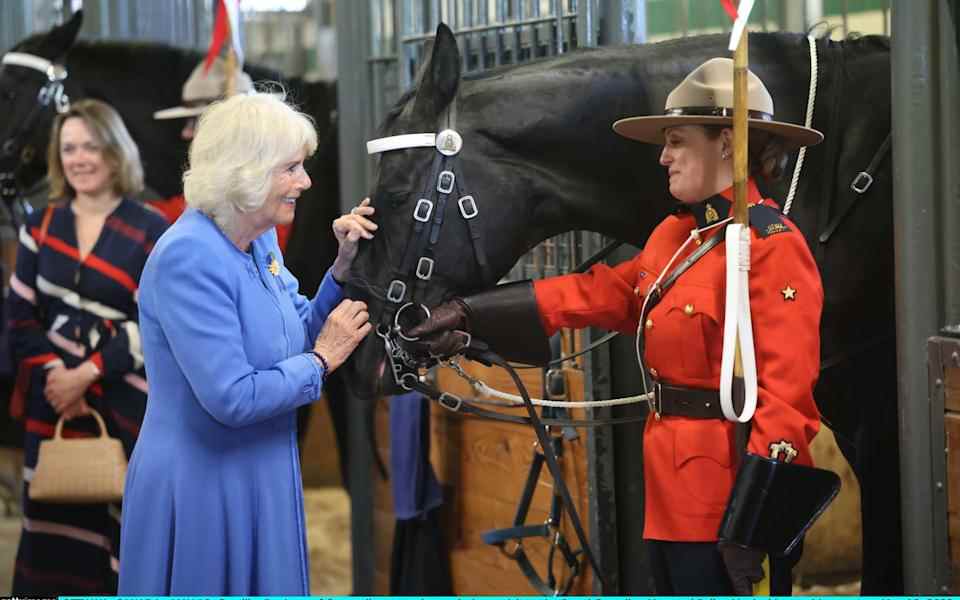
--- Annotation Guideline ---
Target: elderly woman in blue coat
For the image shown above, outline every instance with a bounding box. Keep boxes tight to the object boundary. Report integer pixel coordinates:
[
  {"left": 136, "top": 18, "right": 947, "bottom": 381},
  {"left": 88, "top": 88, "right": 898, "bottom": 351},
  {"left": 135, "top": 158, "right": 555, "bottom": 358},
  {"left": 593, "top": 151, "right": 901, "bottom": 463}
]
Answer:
[{"left": 117, "top": 92, "right": 376, "bottom": 595}]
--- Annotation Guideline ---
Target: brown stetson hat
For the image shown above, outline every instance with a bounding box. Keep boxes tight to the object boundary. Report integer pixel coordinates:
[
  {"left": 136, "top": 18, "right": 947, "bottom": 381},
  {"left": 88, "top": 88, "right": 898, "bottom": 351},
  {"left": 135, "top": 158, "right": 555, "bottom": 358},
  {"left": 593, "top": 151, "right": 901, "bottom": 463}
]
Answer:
[
  {"left": 154, "top": 57, "right": 254, "bottom": 120},
  {"left": 612, "top": 57, "right": 823, "bottom": 149}
]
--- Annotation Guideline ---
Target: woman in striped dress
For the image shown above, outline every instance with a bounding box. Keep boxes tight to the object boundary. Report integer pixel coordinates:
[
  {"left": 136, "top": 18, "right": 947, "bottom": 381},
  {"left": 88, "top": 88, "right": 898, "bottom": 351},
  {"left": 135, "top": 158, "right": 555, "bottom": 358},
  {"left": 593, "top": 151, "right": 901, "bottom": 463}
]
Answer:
[{"left": 6, "top": 99, "right": 168, "bottom": 594}]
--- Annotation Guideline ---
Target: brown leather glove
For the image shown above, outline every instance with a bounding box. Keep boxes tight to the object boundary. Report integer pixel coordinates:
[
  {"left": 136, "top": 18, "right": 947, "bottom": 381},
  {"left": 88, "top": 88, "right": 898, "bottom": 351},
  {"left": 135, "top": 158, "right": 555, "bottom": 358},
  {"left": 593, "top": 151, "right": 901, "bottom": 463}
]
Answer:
[
  {"left": 403, "top": 299, "right": 472, "bottom": 358},
  {"left": 719, "top": 542, "right": 766, "bottom": 595},
  {"left": 403, "top": 282, "right": 551, "bottom": 366}
]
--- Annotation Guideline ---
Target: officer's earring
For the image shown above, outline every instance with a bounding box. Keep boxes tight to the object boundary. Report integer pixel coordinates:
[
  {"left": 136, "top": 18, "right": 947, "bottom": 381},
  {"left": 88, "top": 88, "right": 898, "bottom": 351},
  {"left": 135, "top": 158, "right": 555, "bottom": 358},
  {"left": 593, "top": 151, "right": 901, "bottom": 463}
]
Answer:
[{"left": 721, "top": 149, "right": 730, "bottom": 160}]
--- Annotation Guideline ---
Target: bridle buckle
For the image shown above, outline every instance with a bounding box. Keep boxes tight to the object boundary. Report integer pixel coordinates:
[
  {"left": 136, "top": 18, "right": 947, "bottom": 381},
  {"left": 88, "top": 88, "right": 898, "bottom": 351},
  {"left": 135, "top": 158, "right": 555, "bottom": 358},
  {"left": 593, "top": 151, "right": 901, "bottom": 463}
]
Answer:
[
  {"left": 386, "top": 279, "right": 406, "bottom": 303},
  {"left": 413, "top": 198, "right": 433, "bottom": 222},
  {"left": 851, "top": 171, "right": 874, "bottom": 194},
  {"left": 415, "top": 256, "right": 434, "bottom": 280},
  {"left": 437, "top": 170, "right": 455, "bottom": 194},
  {"left": 438, "top": 392, "right": 463, "bottom": 412},
  {"left": 458, "top": 195, "right": 478, "bottom": 219}
]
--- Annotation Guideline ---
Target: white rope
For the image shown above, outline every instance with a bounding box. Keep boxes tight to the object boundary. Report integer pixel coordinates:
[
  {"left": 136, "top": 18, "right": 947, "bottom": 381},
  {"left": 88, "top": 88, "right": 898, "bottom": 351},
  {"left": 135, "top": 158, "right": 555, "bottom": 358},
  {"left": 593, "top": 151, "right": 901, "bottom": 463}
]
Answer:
[
  {"left": 719, "top": 224, "right": 758, "bottom": 422},
  {"left": 783, "top": 35, "right": 819, "bottom": 216},
  {"left": 470, "top": 380, "right": 651, "bottom": 408}
]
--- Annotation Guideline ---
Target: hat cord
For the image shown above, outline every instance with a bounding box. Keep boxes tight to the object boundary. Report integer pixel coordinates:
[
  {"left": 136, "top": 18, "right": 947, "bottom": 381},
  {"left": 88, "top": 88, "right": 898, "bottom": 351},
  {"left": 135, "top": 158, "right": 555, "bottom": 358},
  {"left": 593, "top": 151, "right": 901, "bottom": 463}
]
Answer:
[{"left": 783, "top": 35, "right": 819, "bottom": 216}]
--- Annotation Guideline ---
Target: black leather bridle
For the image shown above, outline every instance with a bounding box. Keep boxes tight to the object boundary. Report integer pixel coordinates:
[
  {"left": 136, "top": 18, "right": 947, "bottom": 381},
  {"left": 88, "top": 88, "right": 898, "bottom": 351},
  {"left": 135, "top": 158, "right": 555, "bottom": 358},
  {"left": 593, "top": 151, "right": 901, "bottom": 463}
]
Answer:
[
  {"left": 366, "top": 117, "right": 608, "bottom": 592},
  {"left": 0, "top": 51, "right": 71, "bottom": 224}
]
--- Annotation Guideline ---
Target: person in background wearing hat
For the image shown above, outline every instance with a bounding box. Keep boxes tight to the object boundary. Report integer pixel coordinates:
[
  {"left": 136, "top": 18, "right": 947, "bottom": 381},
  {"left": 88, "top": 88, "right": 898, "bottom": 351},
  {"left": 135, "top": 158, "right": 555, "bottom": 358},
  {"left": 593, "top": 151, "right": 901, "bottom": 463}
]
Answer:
[
  {"left": 149, "top": 58, "right": 298, "bottom": 251},
  {"left": 405, "top": 57, "right": 824, "bottom": 596}
]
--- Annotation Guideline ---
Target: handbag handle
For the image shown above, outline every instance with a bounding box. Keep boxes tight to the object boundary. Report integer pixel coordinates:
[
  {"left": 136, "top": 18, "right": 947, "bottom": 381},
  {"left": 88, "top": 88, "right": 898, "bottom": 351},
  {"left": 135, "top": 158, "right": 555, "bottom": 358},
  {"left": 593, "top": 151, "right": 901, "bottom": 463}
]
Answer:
[{"left": 53, "top": 408, "right": 109, "bottom": 440}]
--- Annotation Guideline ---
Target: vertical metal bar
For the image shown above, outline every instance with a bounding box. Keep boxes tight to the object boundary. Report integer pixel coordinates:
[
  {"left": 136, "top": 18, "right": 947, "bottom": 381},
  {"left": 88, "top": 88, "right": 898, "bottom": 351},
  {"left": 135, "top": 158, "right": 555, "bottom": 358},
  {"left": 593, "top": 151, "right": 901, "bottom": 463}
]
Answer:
[
  {"left": 598, "top": 0, "right": 646, "bottom": 45},
  {"left": 882, "top": 0, "right": 890, "bottom": 36},
  {"left": 840, "top": 0, "right": 848, "bottom": 36},
  {"left": 336, "top": 2, "right": 377, "bottom": 591},
  {"left": 781, "top": 0, "right": 805, "bottom": 33},
  {"left": 891, "top": 0, "right": 946, "bottom": 593},
  {"left": 939, "top": 0, "right": 960, "bottom": 327},
  {"left": 555, "top": 0, "right": 564, "bottom": 53}
]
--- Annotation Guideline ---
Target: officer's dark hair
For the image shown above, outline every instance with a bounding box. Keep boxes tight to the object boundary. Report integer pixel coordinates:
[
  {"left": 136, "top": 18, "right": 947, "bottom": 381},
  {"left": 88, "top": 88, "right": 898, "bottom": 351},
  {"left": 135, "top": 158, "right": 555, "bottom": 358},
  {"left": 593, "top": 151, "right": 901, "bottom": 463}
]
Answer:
[{"left": 703, "top": 125, "right": 790, "bottom": 182}]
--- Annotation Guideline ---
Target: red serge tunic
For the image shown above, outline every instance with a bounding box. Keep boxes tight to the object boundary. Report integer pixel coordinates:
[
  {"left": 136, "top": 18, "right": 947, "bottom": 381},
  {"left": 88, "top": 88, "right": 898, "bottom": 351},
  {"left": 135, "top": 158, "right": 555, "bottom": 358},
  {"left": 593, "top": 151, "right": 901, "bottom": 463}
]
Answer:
[{"left": 534, "top": 181, "right": 823, "bottom": 542}]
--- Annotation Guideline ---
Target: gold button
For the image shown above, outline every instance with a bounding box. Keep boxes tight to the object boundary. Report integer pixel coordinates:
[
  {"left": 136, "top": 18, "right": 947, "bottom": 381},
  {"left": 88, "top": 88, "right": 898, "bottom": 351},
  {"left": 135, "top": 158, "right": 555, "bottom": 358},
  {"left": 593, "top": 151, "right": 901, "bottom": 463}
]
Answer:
[
  {"left": 634, "top": 286, "right": 641, "bottom": 296},
  {"left": 684, "top": 303, "right": 694, "bottom": 315},
  {"left": 649, "top": 367, "right": 659, "bottom": 377},
  {"left": 645, "top": 318, "right": 654, "bottom": 329}
]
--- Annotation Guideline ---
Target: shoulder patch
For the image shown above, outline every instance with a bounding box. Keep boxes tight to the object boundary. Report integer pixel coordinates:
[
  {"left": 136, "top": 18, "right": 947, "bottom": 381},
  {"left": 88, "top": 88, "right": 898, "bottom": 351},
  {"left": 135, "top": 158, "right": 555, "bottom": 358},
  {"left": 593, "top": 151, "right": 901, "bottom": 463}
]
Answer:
[{"left": 748, "top": 203, "right": 791, "bottom": 238}]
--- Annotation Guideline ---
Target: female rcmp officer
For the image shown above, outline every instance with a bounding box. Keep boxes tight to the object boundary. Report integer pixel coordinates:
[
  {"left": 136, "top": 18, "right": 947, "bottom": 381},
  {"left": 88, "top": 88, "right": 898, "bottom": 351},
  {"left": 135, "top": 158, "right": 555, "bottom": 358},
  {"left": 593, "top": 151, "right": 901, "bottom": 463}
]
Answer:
[{"left": 406, "top": 57, "right": 825, "bottom": 596}]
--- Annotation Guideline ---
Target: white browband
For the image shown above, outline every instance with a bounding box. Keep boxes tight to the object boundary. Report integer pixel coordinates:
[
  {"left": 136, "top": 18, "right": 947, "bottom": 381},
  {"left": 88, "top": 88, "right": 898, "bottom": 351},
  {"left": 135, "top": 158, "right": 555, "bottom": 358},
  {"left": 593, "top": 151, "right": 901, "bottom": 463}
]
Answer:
[
  {"left": 367, "top": 133, "right": 437, "bottom": 155},
  {"left": 2, "top": 52, "right": 57, "bottom": 78}
]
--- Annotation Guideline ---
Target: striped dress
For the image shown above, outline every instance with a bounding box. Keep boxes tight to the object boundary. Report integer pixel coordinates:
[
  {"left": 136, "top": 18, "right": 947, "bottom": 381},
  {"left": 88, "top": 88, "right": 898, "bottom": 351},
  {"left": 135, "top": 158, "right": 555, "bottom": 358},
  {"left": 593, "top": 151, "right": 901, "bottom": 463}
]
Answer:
[{"left": 6, "top": 198, "right": 167, "bottom": 595}]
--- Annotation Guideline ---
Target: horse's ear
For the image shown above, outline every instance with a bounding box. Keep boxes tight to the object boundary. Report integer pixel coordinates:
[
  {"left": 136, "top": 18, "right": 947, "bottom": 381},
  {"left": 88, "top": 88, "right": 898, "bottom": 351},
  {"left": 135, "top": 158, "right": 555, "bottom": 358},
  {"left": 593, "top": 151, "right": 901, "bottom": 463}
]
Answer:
[
  {"left": 411, "top": 23, "right": 461, "bottom": 120},
  {"left": 41, "top": 10, "right": 83, "bottom": 60}
]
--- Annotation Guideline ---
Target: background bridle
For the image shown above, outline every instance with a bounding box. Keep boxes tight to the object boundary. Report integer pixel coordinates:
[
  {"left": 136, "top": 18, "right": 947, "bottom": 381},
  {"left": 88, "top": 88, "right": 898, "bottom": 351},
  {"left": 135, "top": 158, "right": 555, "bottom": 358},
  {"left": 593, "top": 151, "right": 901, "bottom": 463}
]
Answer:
[{"left": 0, "top": 51, "right": 71, "bottom": 224}]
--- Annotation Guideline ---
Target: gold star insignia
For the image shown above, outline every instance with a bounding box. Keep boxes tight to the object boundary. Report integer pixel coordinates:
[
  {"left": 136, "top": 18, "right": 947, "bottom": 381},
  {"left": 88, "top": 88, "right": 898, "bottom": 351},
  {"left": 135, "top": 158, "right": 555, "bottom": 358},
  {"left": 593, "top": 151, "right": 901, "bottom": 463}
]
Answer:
[
  {"left": 781, "top": 284, "right": 797, "bottom": 301},
  {"left": 268, "top": 253, "right": 280, "bottom": 276}
]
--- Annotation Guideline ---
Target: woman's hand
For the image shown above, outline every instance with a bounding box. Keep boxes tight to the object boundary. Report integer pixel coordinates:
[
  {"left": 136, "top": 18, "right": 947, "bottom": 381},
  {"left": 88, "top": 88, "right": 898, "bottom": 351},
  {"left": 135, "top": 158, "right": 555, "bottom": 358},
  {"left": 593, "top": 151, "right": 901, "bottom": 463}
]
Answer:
[
  {"left": 313, "top": 299, "right": 372, "bottom": 373},
  {"left": 331, "top": 197, "right": 377, "bottom": 282},
  {"left": 45, "top": 363, "right": 98, "bottom": 418}
]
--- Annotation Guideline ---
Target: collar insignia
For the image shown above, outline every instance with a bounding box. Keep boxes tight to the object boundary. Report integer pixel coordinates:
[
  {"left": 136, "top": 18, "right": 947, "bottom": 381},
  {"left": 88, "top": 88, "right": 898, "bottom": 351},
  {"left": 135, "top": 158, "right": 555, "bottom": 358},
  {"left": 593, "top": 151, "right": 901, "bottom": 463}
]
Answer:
[
  {"left": 704, "top": 203, "right": 720, "bottom": 224},
  {"left": 781, "top": 284, "right": 797, "bottom": 301},
  {"left": 268, "top": 252, "right": 280, "bottom": 276}
]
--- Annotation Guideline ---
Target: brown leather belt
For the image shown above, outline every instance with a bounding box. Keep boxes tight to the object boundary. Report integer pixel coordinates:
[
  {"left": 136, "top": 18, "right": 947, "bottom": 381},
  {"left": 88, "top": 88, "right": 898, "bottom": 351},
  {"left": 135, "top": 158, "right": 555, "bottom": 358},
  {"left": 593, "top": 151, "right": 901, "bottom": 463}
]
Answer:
[{"left": 649, "top": 381, "right": 725, "bottom": 419}]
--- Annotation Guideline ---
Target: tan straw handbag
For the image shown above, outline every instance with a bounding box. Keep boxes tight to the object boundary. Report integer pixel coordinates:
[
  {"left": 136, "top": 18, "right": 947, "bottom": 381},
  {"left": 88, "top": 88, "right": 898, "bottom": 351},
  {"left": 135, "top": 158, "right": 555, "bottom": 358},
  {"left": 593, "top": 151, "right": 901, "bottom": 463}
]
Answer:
[{"left": 29, "top": 409, "right": 128, "bottom": 503}]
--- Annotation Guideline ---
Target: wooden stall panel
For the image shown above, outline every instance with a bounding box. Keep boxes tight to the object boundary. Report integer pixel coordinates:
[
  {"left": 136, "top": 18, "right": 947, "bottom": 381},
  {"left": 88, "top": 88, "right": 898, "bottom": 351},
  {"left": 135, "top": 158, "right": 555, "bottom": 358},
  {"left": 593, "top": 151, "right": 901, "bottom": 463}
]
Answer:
[{"left": 371, "top": 359, "right": 594, "bottom": 596}]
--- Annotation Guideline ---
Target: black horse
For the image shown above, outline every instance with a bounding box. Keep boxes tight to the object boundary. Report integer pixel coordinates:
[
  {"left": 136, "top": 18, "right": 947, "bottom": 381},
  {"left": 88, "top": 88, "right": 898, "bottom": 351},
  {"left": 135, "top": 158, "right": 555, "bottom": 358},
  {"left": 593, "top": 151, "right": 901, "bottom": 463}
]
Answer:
[
  {"left": 0, "top": 13, "right": 349, "bottom": 480},
  {"left": 345, "top": 25, "right": 899, "bottom": 593}
]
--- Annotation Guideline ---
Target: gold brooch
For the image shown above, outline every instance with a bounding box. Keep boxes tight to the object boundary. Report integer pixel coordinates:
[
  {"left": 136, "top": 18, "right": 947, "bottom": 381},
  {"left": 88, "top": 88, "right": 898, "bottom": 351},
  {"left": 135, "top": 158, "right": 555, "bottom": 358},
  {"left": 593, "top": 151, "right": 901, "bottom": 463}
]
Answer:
[
  {"left": 781, "top": 285, "right": 797, "bottom": 301},
  {"left": 268, "top": 252, "right": 280, "bottom": 276}
]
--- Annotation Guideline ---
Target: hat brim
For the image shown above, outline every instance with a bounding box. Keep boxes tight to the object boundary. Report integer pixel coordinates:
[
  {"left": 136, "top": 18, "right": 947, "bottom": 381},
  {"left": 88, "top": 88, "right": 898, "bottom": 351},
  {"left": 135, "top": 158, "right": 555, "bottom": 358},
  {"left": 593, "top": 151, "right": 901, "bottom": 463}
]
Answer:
[
  {"left": 153, "top": 104, "right": 209, "bottom": 120},
  {"left": 612, "top": 114, "right": 823, "bottom": 149}
]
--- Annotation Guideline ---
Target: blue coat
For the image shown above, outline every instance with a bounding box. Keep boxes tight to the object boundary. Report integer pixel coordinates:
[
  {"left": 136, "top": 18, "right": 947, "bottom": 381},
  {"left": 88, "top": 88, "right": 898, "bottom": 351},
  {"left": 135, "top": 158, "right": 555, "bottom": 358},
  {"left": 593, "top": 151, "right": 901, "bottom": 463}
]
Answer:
[{"left": 118, "top": 209, "right": 342, "bottom": 595}]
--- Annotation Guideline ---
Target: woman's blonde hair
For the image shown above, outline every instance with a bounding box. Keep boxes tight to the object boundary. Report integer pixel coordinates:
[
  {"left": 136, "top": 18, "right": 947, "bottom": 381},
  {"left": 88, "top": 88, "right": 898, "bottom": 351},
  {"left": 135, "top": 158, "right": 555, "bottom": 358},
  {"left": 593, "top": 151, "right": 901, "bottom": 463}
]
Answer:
[
  {"left": 47, "top": 98, "right": 144, "bottom": 199},
  {"left": 183, "top": 90, "right": 318, "bottom": 233}
]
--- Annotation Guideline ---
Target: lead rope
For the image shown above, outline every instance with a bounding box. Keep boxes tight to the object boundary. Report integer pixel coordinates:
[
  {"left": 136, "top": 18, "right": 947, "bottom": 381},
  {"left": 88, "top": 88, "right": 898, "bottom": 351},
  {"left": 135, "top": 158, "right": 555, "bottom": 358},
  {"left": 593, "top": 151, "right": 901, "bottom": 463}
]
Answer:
[{"left": 783, "top": 35, "right": 818, "bottom": 216}]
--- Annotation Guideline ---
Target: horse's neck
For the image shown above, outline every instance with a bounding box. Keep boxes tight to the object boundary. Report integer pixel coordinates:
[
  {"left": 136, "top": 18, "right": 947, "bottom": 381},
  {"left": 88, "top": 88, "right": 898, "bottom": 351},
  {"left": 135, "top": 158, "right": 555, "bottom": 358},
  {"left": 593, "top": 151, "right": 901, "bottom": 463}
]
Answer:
[{"left": 459, "top": 35, "right": 817, "bottom": 245}]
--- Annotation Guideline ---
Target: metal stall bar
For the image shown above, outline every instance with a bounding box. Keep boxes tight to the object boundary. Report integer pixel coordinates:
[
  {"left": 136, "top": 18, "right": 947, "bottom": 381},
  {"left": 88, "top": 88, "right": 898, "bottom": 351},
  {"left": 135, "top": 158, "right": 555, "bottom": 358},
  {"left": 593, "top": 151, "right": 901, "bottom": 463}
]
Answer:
[
  {"left": 891, "top": 0, "right": 951, "bottom": 594},
  {"left": 335, "top": 1, "right": 378, "bottom": 594}
]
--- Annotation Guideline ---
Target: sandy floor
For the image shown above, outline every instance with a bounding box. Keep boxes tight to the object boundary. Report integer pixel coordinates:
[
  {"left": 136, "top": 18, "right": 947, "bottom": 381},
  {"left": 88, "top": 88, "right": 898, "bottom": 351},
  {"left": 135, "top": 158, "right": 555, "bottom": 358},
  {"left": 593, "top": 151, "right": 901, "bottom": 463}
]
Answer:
[{"left": 0, "top": 484, "right": 353, "bottom": 595}]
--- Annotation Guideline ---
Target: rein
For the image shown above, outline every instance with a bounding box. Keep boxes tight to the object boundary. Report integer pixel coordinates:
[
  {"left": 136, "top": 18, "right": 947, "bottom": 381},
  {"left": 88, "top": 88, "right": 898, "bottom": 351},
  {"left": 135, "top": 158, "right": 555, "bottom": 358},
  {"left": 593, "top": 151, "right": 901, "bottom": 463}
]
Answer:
[{"left": 0, "top": 51, "right": 71, "bottom": 225}]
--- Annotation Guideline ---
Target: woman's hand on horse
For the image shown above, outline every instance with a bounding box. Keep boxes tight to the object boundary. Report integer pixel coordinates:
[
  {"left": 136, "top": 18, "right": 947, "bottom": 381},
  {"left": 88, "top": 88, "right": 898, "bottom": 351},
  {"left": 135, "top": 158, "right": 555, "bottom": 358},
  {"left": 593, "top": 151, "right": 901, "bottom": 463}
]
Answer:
[
  {"left": 314, "top": 298, "right": 372, "bottom": 372},
  {"left": 331, "top": 197, "right": 377, "bottom": 281},
  {"left": 404, "top": 299, "right": 473, "bottom": 358}
]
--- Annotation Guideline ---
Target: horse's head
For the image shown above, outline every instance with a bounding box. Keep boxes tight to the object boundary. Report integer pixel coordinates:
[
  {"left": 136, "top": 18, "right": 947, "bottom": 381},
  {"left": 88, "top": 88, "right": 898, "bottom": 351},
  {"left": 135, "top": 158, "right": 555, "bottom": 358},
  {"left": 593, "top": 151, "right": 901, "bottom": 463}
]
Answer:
[
  {"left": 0, "top": 11, "right": 83, "bottom": 201},
  {"left": 342, "top": 25, "right": 683, "bottom": 397},
  {"left": 340, "top": 24, "right": 523, "bottom": 396}
]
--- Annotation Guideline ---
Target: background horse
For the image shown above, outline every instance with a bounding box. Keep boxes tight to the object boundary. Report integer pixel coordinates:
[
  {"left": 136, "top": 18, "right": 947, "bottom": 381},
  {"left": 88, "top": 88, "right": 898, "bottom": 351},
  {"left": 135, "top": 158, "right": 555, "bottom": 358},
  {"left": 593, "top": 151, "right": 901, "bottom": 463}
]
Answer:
[
  {"left": 345, "top": 25, "right": 899, "bottom": 593},
  {"left": 0, "top": 12, "right": 348, "bottom": 482}
]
